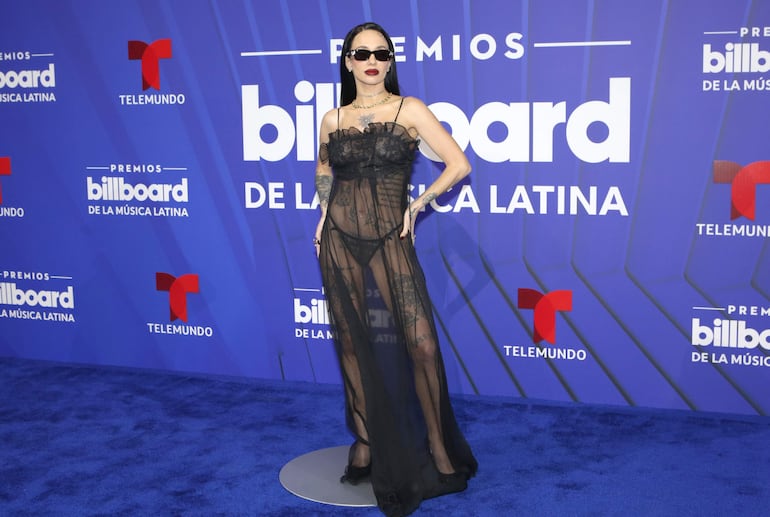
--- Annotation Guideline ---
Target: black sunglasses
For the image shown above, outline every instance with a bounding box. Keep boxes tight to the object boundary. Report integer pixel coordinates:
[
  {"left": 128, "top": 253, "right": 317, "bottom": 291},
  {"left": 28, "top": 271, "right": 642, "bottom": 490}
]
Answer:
[{"left": 347, "top": 48, "right": 393, "bottom": 61}]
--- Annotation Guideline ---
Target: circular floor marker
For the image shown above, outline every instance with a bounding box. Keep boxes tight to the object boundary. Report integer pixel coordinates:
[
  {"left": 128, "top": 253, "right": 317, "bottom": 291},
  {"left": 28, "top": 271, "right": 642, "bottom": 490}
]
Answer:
[{"left": 279, "top": 445, "right": 377, "bottom": 507}]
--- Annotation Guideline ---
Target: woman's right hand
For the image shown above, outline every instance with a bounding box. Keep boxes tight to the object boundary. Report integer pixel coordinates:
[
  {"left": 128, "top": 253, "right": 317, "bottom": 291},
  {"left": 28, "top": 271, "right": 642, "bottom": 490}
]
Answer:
[{"left": 313, "top": 216, "right": 325, "bottom": 258}]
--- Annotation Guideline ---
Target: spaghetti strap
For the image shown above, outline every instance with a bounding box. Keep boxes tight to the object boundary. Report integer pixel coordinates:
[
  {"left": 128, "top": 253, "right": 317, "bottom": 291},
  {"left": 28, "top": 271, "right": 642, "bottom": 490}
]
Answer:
[
  {"left": 337, "top": 108, "right": 341, "bottom": 129},
  {"left": 394, "top": 97, "right": 405, "bottom": 123}
]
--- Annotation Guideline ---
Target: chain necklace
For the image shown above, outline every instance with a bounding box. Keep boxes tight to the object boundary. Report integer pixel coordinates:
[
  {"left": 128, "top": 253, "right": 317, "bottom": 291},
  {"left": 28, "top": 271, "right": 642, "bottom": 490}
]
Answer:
[
  {"left": 359, "top": 89, "right": 387, "bottom": 97},
  {"left": 351, "top": 92, "right": 393, "bottom": 110}
]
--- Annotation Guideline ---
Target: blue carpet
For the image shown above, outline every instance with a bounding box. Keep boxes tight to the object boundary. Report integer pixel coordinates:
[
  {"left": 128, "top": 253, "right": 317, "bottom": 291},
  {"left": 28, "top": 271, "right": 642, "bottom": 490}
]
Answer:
[{"left": 1, "top": 356, "right": 768, "bottom": 516}]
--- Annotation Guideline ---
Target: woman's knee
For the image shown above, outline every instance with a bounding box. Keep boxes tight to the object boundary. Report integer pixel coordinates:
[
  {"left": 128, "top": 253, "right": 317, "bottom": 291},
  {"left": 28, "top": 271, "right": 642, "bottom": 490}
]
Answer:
[{"left": 410, "top": 337, "right": 437, "bottom": 364}]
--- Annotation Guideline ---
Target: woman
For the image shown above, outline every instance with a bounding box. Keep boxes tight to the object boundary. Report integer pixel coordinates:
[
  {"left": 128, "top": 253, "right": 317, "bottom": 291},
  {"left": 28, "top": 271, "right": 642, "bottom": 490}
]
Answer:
[{"left": 313, "top": 22, "right": 478, "bottom": 517}]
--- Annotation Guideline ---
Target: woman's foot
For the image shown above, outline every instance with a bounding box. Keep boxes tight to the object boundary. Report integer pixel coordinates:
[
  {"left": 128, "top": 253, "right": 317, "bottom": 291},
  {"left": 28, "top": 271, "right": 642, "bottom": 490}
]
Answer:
[
  {"left": 428, "top": 440, "right": 456, "bottom": 475},
  {"left": 423, "top": 470, "right": 468, "bottom": 500},
  {"left": 340, "top": 440, "right": 371, "bottom": 485},
  {"left": 435, "top": 471, "right": 468, "bottom": 495},
  {"left": 434, "top": 456, "right": 455, "bottom": 476},
  {"left": 340, "top": 463, "right": 371, "bottom": 485}
]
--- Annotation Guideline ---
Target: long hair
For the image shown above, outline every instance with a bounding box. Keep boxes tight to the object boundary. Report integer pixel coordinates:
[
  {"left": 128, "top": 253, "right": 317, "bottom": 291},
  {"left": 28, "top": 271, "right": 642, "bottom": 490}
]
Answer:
[{"left": 339, "top": 22, "right": 401, "bottom": 106}]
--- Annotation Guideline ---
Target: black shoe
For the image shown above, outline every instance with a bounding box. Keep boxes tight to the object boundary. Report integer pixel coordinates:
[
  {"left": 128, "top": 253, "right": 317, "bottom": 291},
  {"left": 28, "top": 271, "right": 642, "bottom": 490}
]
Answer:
[
  {"left": 340, "top": 440, "right": 371, "bottom": 485},
  {"left": 427, "top": 445, "right": 468, "bottom": 496},
  {"left": 340, "top": 463, "right": 371, "bottom": 485},
  {"left": 438, "top": 471, "right": 468, "bottom": 492},
  {"left": 424, "top": 471, "right": 468, "bottom": 500}
]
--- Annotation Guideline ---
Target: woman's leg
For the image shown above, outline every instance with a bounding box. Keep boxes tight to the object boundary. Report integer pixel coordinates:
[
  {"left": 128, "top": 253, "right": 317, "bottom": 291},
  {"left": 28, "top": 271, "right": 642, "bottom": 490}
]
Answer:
[
  {"left": 323, "top": 252, "right": 370, "bottom": 467},
  {"left": 369, "top": 248, "right": 455, "bottom": 475}
]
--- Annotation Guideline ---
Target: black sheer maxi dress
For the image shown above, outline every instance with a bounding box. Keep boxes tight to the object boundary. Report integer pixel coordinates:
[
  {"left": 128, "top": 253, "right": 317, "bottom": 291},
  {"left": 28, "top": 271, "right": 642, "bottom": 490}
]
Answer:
[{"left": 317, "top": 103, "right": 477, "bottom": 517}]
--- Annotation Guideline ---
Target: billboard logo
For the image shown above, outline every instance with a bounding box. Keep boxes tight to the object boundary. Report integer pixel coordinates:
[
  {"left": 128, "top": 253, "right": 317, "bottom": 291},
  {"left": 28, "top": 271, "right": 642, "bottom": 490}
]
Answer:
[
  {"left": 692, "top": 318, "right": 770, "bottom": 350},
  {"left": 294, "top": 297, "right": 330, "bottom": 325},
  {"left": 0, "top": 156, "right": 10, "bottom": 204},
  {"left": 128, "top": 39, "right": 172, "bottom": 90},
  {"left": 156, "top": 272, "right": 199, "bottom": 322},
  {"left": 242, "top": 77, "right": 631, "bottom": 164},
  {"left": 703, "top": 43, "right": 770, "bottom": 74},
  {"left": 518, "top": 288, "right": 572, "bottom": 344},
  {"left": 0, "top": 63, "right": 56, "bottom": 88},
  {"left": 293, "top": 288, "right": 333, "bottom": 340},
  {"left": 0, "top": 50, "right": 57, "bottom": 103},
  {"left": 87, "top": 176, "right": 189, "bottom": 202},
  {"left": 714, "top": 160, "right": 770, "bottom": 220},
  {"left": 0, "top": 283, "right": 74, "bottom": 308},
  {"left": 0, "top": 272, "right": 76, "bottom": 323}
]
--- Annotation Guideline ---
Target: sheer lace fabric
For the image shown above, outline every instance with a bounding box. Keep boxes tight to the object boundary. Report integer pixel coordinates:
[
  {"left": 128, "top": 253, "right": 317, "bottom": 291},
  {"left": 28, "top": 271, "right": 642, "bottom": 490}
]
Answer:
[{"left": 318, "top": 121, "right": 477, "bottom": 516}]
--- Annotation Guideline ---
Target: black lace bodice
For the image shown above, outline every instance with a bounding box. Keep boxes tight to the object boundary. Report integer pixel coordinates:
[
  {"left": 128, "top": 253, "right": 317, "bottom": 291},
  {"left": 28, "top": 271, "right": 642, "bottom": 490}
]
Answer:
[{"left": 321, "top": 122, "right": 418, "bottom": 180}]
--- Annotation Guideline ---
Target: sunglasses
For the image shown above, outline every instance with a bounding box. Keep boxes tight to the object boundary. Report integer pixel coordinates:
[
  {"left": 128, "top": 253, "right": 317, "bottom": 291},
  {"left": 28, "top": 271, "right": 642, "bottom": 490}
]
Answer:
[{"left": 347, "top": 48, "right": 393, "bottom": 61}]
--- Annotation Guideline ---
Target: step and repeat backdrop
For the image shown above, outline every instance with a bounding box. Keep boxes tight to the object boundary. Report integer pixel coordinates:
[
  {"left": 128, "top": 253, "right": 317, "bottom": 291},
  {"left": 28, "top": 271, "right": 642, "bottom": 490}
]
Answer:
[{"left": 1, "top": 0, "right": 769, "bottom": 415}]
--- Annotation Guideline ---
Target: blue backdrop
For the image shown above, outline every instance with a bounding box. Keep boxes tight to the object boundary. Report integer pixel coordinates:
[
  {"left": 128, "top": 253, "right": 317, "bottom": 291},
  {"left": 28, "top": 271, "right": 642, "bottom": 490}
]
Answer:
[{"left": 2, "top": 0, "right": 770, "bottom": 415}]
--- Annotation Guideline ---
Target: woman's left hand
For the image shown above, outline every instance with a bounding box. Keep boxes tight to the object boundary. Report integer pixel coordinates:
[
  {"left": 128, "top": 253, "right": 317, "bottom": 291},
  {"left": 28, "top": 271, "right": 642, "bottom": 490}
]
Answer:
[{"left": 400, "top": 205, "right": 416, "bottom": 243}]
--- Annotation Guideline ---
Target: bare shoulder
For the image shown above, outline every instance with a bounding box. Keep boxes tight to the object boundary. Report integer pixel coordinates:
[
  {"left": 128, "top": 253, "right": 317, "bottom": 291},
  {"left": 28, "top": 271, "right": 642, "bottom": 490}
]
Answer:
[
  {"left": 398, "top": 96, "right": 441, "bottom": 134},
  {"left": 399, "top": 95, "right": 431, "bottom": 115},
  {"left": 318, "top": 108, "right": 339, "bottom": 143},
  {"left": 321, "top": 108, "right": 338, "bottom": 128}
]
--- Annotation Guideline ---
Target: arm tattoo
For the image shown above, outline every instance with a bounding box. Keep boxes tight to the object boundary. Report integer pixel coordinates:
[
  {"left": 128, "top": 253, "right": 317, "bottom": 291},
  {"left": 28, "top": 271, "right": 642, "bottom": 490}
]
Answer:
[
  {"left": 422, "top": 192, "right": 437, "bottom": 207},
  {"left": 315, "top": 174, "right": 332, "bottom": 209},
  {"left": 413, "top": 192, "right": 436, "bottom": 217}
]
